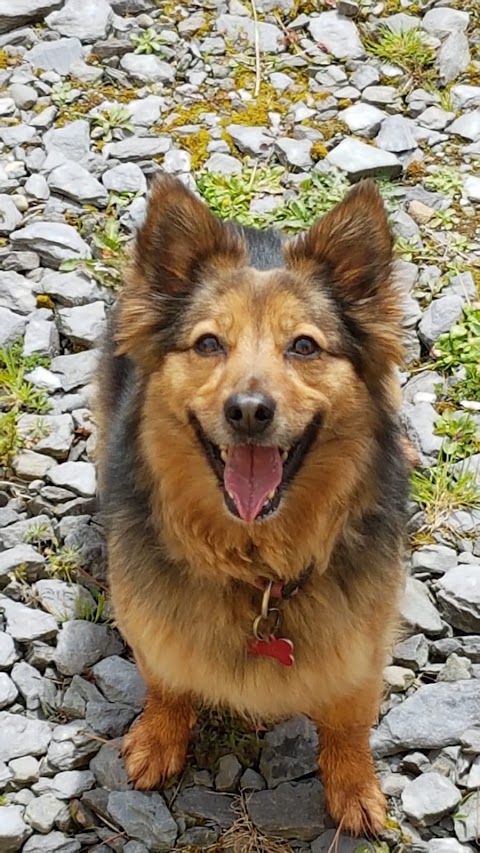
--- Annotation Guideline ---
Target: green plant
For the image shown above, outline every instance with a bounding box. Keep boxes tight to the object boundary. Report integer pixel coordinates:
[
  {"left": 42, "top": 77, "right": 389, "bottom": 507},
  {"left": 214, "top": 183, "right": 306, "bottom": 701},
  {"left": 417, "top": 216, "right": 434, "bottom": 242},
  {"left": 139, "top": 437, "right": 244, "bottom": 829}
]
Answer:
[
  {"left": 424, "top": 168, "right": 464, "bottom": 197},
  {"left": 61, "top": 215, "right": 130, "bottom": 289},
  {"left": 364, "top": 26, "right": 435, "bottom": 77},
  {"left": 0, "top": 410, "right": 22, "bottom": 467},
  {"left": 411, "top": 462, "right": 480, "bottom": 534},
  {"left": 24, "top": 520, "right": 55, "bottom": 547},
  {"left": 131, "top": 27, "right": 167, "bottom": 55},
  {"left": 435, "top": 410, "right": 480, "bottom": 460},
  {"left": 434, "top": 307, "right": 480, "bottom": 372},
  {"left": 47, "top": 546, "right": 83, "bottom": 584},
  {"left": 197, "top": 166, "right": 285, "bottom": 224},
  {"left": 76, "top": 590, "right": 110, "bottom": 623},
  {"left": 429, "top": 208, "right": 459, "bottom": 231},
  {"left": 92, "top": 105, "right": 134, "bottom": 142},
  {"left": 0, "top": 344, "right": 51, "bottom": 414},
  {"left": 50, "top": 81, "right": 78, "bottom": 108}
]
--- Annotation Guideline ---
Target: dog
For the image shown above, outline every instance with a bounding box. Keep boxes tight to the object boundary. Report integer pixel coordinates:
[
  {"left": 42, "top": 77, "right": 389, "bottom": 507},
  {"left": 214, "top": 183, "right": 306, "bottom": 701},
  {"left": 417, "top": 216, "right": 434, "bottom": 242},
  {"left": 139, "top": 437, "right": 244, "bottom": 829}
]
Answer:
[{"left": 96, "top": 174, "right": 409, "bottom": 837}]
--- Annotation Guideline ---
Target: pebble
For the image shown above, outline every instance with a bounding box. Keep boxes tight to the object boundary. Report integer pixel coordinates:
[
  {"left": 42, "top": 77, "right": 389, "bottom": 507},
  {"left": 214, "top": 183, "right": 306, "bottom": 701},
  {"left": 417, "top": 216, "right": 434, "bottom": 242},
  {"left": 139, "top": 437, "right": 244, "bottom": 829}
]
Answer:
[
  {"left": 55, "top": 620, "right": 123, "bottom": 676},
  {"left": 326, "top": 137, "right": 402, "bottom": 180},
  {"left": 401, "top": 772, "right": 461, "bottom": 826},
  {"left": 107, "top": 791, "right": 178, "bottom": 852}
]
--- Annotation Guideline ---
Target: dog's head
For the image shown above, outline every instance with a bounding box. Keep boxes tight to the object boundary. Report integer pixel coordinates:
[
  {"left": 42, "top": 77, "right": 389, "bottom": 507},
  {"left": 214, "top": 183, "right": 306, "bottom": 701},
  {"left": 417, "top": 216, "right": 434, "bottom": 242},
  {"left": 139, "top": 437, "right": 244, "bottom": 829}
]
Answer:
[{"left": 116, "top": 175, "right": 403, "bottom": 525}]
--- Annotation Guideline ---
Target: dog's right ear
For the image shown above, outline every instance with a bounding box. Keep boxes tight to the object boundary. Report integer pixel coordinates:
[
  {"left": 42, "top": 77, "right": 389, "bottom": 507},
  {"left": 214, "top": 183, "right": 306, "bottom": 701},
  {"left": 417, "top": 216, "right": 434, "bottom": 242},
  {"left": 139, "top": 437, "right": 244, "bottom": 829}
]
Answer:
[{"left": 115, "top": 175, "right": 245, "bottom": 360}]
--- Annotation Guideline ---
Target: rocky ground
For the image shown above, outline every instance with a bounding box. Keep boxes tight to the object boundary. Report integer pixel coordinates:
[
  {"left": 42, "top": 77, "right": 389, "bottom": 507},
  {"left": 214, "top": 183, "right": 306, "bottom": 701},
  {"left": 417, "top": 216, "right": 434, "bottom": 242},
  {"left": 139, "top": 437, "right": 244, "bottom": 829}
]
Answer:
[{"left": 0, "top": 0, "right": 480, "bottom": 851}]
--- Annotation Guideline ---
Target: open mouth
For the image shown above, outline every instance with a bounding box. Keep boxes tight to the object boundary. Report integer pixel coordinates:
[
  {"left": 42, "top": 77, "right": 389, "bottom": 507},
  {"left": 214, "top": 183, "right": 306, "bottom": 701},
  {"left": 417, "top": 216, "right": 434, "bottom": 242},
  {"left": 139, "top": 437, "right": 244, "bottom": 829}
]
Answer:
[{"left": 189, "top": 414, "right": 322, "bottom": 522}]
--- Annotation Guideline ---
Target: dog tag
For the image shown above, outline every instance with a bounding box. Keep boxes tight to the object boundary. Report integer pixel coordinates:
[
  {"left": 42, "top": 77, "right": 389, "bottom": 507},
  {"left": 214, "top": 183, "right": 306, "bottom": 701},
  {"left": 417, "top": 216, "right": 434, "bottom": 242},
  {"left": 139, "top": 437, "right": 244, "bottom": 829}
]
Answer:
[{"left": 248, "top": 636, "right": 295, "bottom": 667}]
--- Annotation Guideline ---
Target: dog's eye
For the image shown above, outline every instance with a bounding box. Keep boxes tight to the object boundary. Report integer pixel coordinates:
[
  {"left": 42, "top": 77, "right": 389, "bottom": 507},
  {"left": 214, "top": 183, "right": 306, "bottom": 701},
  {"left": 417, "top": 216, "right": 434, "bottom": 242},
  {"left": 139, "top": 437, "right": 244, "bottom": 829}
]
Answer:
[
  {"left": 288, "top": 336, "right": 321, "bottom": 359},
  {"left": 194, "top": 334, "right": 224, "bottom": 355}
]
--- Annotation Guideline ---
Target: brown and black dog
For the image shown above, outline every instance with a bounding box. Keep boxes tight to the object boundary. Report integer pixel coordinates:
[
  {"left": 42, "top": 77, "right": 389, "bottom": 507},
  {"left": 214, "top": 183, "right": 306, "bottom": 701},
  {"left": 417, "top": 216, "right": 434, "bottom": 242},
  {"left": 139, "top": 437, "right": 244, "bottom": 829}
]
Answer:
[{"left": 96, "top": 174, "right": 409, "bottom": 836}]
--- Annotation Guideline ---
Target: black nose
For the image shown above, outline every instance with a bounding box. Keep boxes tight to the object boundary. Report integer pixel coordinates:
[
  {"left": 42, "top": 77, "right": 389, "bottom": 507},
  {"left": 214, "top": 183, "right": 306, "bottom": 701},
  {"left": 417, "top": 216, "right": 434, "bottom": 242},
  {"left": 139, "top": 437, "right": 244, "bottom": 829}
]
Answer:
[{"left": 224, "top": 392, "right": 276, "bottom": 436}]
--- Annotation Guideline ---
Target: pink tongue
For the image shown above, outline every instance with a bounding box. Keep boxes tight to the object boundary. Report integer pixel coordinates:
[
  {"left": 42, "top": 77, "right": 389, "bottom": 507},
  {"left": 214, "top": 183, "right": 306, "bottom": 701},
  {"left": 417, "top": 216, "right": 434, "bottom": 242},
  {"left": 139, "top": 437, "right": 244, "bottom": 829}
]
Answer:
[{"left": 224, "top": 446, "right": 282, "bottom": 522}]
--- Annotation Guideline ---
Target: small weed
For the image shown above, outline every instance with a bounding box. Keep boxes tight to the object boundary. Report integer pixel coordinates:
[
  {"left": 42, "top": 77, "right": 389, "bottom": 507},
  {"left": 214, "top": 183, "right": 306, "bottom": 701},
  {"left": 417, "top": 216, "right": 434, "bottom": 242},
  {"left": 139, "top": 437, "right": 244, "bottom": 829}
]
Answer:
[
  {"left": 51, "top": 81, "right": 79, "bottom": 109},
  {"left": 197, "top": 166, "right": 285, "bottom": 224},
  {"left": 434, "top": 307, "right": 480, "bottom": 374},
  {"left": 24, "top": 521, "right": 55, "bottom": 548},
  {"left": 76, "top": 589, "right": 109, "bottom": 623},
  {"left": 47, "top": 546, "right": 83, "bottom": 584},
  {"left": 364, "top": 27, "right": 435, "bottom": 77},
  {"left": 435, "top": 410, "right": 480, "bottom": 460},
  {"left": 91, "top": 105, "right": 134, "bottom": 143},
  {"left": 0, "top": 344, "right": 51, "bottom": 414},
  {"left": 0, "top": 410, "right": 22, "bottom": 467},
  {"left": 61, "top": 216, "right": 130, "bottom": 289},
  {"left": 411, "top": 462, "right": 480, "bottom": 534},
  {"left": 0, "top": 793, "right": 7, "bottom": 806},
  {"left": 193, "top": 708, "right": 262, "bottom": 771},
  {"left": 424, "top": 168, "right": 464, "bottom": 197},
  {"left": 429, "top": 208, "right": 459, "bottom": 231},
  {"left": 132, "top": 27, "right": 167, "bottom": 55}
]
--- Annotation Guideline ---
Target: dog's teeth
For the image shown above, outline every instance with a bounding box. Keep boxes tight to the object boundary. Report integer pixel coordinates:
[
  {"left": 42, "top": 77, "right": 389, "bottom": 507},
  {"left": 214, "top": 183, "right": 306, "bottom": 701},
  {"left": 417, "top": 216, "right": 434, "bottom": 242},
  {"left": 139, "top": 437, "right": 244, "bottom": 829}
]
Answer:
[
  {"left": 227, "top": 491, "right": 234, "bottom": 500},
  {"left": 281, "top": 451, "right": 288, "bottom": 462},
  {"left": 268, "top": 490, "right": 276, "bottom": 500},
  {"left": 220, "top": 450, "right": 227, "bottom": 463}
]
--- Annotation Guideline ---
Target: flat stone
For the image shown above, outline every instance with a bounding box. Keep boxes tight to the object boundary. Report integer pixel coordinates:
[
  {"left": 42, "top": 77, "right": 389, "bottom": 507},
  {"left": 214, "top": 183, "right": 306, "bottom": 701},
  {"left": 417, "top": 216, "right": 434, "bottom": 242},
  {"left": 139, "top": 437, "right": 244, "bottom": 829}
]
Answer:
[
  {"left": 204, "top": 152, "right": 243, "bottom": 175},
  {"left": 0, "top": 672, "right": 18, "bottom": 708},
  {"left": 419, "top": 295, "right": 465, "bottom": 349},
  {"left": 464, "top": 175, "right": 480, "bottom": 203},
  {"left": 0, "top": 197, "right": 22, "bottom": 236},
  {"left": 0, "top": 0, "right": 63, "bottom": 33},
  {"left": 225, "top": 125, "right": 274, "bottom": 157},
  {"left": 1, "top": 598, "right": 57, "bottom": 643},
  {"left": 174, "top": 787, "right": 236, "bottom": 830},
  {"left": 341, "top": 103, "right": 386, "bottom": 138},
  {"left": 259, "top": 715, "right": 318, "bottom": 788},
  {"left": 10, "top": 222, "right": 91, "bottom": 269},
  {"left": 0, "top": 516, "right": 54, "bottom": 550},
  {"left": 312, "top": 831, "right": 375, "bottom": 853},
  {"left": 43, "top": 121, "right": 90, "bottom": 166},
  {"left": 36, "top": 769, "right": 95, "bottom": 799},
  {"left": 0, "top": 308, "right": 27, "bottom": 348},
  {"left": 11, "top": 661, "right": 45, "bottom": 710},
  {"left": 92, "top": 655, "right": 145, "bottom": 712},
  {"left": 108, "top": 791, "right": 178, "bottom": 852},
  {"left": 55, "top": 620, "right": 123, "bottom": 676},
  {"left": 103, "top": 136, "right": 171, "bottom": 161},
  {"left": 393, "top": 634, "right": 429, "bottom": 671},
  {"left": 422, "top": 7, "right": 469, "bottom": 38},
  {"left": 37, "top": 271, "right": 104, "bottom": 308},
  {"left": 309, "top": 10, "right": 363, "bottom": 59},
  {"left": 411, "top": 544, "right": 458, "bottom": 575},
  {"left": 25, "top": 793, "right": 65, "bottom": 833},
  {"left": 437, "top": 653, "right": 472, "bottom": 682},
  {"left": 452, "top": 85, "right": 480, "bottom": 110},
  {"left": 17, "top": 414, "right": 74, "bottom": 461},
  {"left": 126, "top": 95, "right": 164, "bottom": 127},
  {"left": 0, "top": 632, "right": 17, "bottom": 669},
  {"left": 23, "top": 314, "right": 59, "bottom": 359},
  {"left": 47, "top": 461, "right": 96, "bottom": 497},
  {"left": 45, "top": 0, "right": 113, "bottom": 42},
  {"left": 402, "top": 772, "right": 461, "bottom": 826},
  {"left": 362, "top": 85, "right": 400, "bottom": 108},
  {"left": 247, "top": 779, "right": 325, "bottom": 841},
  {"left": 0, "top": 805, "right": 31, "bottom": 853},
  {"left": 25, "top": 38, "right": 83, "bottom": 74},
  {"left": 48, "top": 162, "right": 108, "bottom": 207},
  {"left": 438, "top": 31, "right": 470, "bottom": 84},
  {"left": 0, "top": 545, "right": 46, "bottom": 586},
  {"left": 401, "top": 401, "right": 443, "bottom": 461},
  {"left": 34, "top": 579, "right": 96, "bottom": 621},
  {"left": 86, "top": 699, "right": 136, "bottom": 737},
  {"left": 274, "top": 138, "right": 313, "bottom": 169},
  {"left": 326, "top": 138, "right": 402, "bottom": 180},
  {"left": 0, "top": 712, "right": 52, "bottom": 762},
  {"left": 47, "top": 720, "right": 100, "bottom": 770},
  {"left": 449, "top": 111, "right": 480, "bottom": 143},
  {"left": 25, "top": 174, "right": 50, "bottom": 202},
  {"left": 217, "top": 14, "right": 283, "bottom": 54},
  {"left": 454, "top": 793, "right": 480, "bottom": 842},
  {"left": 372, "top": 681, "right": 480, "bottom": 757},
  {"left": 50, "top": 349, "right": 99, "bottom": 391},
  {"left": 215, "top": 754, "right": 243, "bottom": 792},
  {"left": 57, "top": 302, "right": 106, "bottom": 348},
  {"left": 12, "top": 451, "right": 58, "bottom": 481},
  {"left": 376, "top": 115, "right": 417, "bottom": 152},
  {"left": 384, "top": 665, "right": 416, "bottom": 692},
  {"left": 460, "top": 728, "right": 480, "bottom": 754},
  {"left": 400, "top": 578, "right": 444, "bottom": 637},
  {"left": 23, "top": 832, "right": 81, "bottom": 853},
  {"left": 120, "top": 53, "right": 174, "bottom": 83},
  {"left": 90, "top": 739, "right": 130, "bottom": 791},
  {"left": 437, "top": 564, "right": 480, "bottom": 633},
  {"left": 102, "top": 163, "right": 147, "bottom": 195}
]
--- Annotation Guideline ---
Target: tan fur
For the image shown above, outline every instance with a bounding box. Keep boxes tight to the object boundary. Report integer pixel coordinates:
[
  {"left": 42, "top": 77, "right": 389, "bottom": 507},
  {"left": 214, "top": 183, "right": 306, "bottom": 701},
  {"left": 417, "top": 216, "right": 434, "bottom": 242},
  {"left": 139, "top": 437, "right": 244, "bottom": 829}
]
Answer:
[{"left": 97, "top": 176, "right": 408, "bottom": 836}]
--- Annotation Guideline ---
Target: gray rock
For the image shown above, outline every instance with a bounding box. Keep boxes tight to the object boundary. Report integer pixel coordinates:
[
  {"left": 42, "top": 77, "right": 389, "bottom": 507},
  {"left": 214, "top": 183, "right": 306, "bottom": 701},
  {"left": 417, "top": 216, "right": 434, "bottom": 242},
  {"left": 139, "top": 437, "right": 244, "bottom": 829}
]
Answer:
[
  {"left": 341, "top": 103, "right": 385, "bottom": 138},
  {"left": 25, "top": 38, "right": 83, "bottom": 74},
  {"left": 247, "top": 779, "right": 325, "bottom": 841},
  {"left": 92, "top": 655, "right": 145, "bottom": 712},
  {"left": 400, "top": 577, "right": 444, "bottom": 637},
  {"left": 37, "top": 271, "right": 104, "bottom": 308},
  {"left": 402, "top": 772, "right": 461, "bottom": 826},
  {"left": 362, "top": 85, "right": 401, "bottom": 108},
  {"left": 309, "top": 11, "right": 363, "bottom": 59},
  {"left": 23, "top": 832, "right": 81, "bottom": 853},
  {"left": 0, "top": 197, "right": 22, "bottom": 236},
  {"left": 162, "top": 149, "right": 192, "bottom": 174},
  {"left": 215, "top": 754, "right": 242, "bottom": 792},
  {"left": 1, "top": 598, "right": 57, "bottom": 643},
  {"left": 417, "top": 106, "right": 455, "bottom": 131},
  {"left": 45, "top": 0, "right": 113, "bottom": 42},
  {"left": 453, "top": 454, "right": 480, "bottom": 487},
  {"left": 0, "top": 515, "right": 54, "bottom": 550},
  {"left": 17, "top": 414, "right": 74, "bottom": 461},
  {"left": 454, "top": 793, "right": 480, "bottom": 842},
  {"left": 412, "top": 544, "right": 458, "bottom": 575},
  {"left": 240, "top": 768, "right": 266, "bottom": 791},
  {"left": 47, "top": 721, "right": 100, "bottom": 771},
  {"left": 452, "top": 85, "right": 480, "bottom": 110},
  {"left": 384, "top": 664, "right": 416, "bottom": 692},
  {"left": 0, "top": 672, "right": 18, "bottom": 708},
  {"left": 55, "top": 620, "right": 123, "bottom": 676},
  {"left": 449, "top": 111, "right": 480, "bottom": 143},
  {"left": 102, "top": 163, "right": 147, "bottom": 195},
  {"left": 103, "top": 136, "right": 171, "bottom": 161},
  {"left": 372, "top": 680, "right": 480, "bottom": 756},
  {"left": 23, "top": 314, "right": 59, "bottom": 358},
  {"left": 57, "top": 302, "right": 107, "bottom": 348},
  {"left": 9, "top": 756, "right": 39, "bottom": 786},
  {"left": 225, "top": 125, "right": 274, "bottom": 157},
  {"left": 204, "top": 152, "right": 243, "bottom": 175},
  {"left": 120, "top": 53, "right": 175, "bottom": 84},
  {"left": 36, "top": 769, "right": 95, "bottom": 799},
  {"left": 437, "top": 564, "right": 480, "bottom": 633},
  {"left": 217, "top": 14, "right": 283, "bottom": 54},
  {"left": 274, "top": 138, "right": 313, "bottom": 169},
  {"left": 0, "top": 712, "right": 52, "bottom": 762},
  {"left": 11, "top": 661, "right": 45, "bottom": 709},
  {"left": 48, "top": 162, "right": 108, "bottom": 207},
  {"left": 59, "top": 675, "right": 102, "bottom": 719},
  {"left": 376, "top": 115, "right": 417, "bottom": 152},
  {"left": 460, "top": 728, "right": 480, "bottom": 754},
  {"left": 25, "top": 793, "right": 65, "bottom": 833},
  {"left": 126, "top": 95, "right": 164, "bottom": 127},
  {"left": 86, "top": 699, "right": 136, "bottom": 737},
  {"left": 401, "top": 401, "right": 443, "bottom": 461},
  {"left": 24, "top": 367, "right": 61, "bottom": 392},
  {"left": 0, "top": 125, "right": 36, "bottom": 148},
  {"left": 90, "top": 740, "right": 130, "bottom": 791},
  {"left": 0, "top": 271, "right": 35, "bottom": 315},
  {"left": 437, "top": 653, "right": 472, "bottom": 682},
  {"left": 259, "top": 716, "right": 318, "bottom": 789},
  {"left": 34, "top": 579, "right": 96, "bottom": 621},
  {"left": 0, "top": 805, "right": 31, "bottom": 853},
  {"left": 422, "top": 7, "right": 469, "bottom": 38},
  {"left": 43, "top": 121, "right": 90, "bottom": 166},
  {"left": 50, "top": 350, "right": 100, "bottom": 391},
  {"left": 0, "top": 308, "right": 27, "bottom": 348},
  {"left": 419, "top": 295, "right": 465, "bottom": 349},
  {"left": 438, "top": 31, "right": 470, "bottom": 84},
  {"left": 47, "top": 461, "right": 96, "bottom": 497},
  {"left": 108, "top": 791, "right": 178, "bottom": 852},
  {"left": 174, "top": 787, "right": 235, "bottom": 830},
  {"left": 312, "top": 831, "right": 374, "bottom": 853},
  {"left": 25, "top": 174, "right": 50, "bottom": 202},
  {"left": 10, "top": 223, "right": 91, "bottom": 269},
  {"left": 350, "top": 65, "right": 380, "bottom": 91},
  {"left": 464, "top": 175, "right": 480, "bottom": 203},
  {"left": 0, "top": 0, "right": 62, "bottom": 32},
  {"left": 0, "top": 632, "right": 17, "bottom": 669},
  {"left": 326, "top": 138, "right": 402, "bottom": 180},
  {"left": 0, "top": 545, "right": 46, "bottom": 586},
  {"left": 393, "top": 634, "right": 429, "bottom": 671},
  {"left": 12, "top": 451, "right": 58, "bottom": 481}
]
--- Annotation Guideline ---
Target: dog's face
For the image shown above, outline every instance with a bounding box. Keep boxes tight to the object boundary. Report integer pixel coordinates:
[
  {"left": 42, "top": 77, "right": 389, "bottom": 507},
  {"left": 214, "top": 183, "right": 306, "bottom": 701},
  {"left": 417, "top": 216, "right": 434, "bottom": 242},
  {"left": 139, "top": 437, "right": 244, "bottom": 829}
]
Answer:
[{"left": 116, "top": 176, "right": 403, "bottom": 524}]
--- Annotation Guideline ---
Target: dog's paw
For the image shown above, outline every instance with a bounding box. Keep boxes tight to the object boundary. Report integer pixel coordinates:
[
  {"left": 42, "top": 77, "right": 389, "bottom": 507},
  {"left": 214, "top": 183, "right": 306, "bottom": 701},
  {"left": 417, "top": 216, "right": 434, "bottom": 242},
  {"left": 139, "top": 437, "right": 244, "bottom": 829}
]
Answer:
[
  {"left": 122, "top": 717, "right": 187, "bottom": 790},
  {"left": 325, "top": 777, "right": 387, "bottom": 837}
]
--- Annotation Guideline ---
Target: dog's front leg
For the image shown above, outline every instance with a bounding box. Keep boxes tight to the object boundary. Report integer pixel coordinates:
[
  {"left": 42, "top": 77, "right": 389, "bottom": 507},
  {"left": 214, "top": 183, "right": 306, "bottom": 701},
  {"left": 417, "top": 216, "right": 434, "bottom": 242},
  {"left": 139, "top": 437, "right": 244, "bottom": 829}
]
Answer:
[
  {"left": 123, "top": 681, "right": 197, "bottom": 790},
  {"left": 316, "top": 676, "right": 386, "bottom": 837}
]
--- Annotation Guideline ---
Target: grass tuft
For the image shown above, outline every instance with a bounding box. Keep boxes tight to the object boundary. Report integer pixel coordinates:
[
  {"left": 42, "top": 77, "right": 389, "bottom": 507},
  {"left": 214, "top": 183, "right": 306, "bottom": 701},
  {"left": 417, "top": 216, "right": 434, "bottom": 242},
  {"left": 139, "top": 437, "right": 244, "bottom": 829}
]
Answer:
[{"left": 364, "top": 26, "right": 435, "bottom": 77}]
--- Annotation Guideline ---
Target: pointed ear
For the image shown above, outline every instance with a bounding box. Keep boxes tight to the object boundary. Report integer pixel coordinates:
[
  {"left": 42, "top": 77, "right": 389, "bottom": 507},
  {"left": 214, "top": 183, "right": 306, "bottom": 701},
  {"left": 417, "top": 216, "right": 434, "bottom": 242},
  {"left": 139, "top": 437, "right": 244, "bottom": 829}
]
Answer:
[
  {"left": 284, "top": 179, "right": 403, "bottom": 368},
  {"left": 115, "top": 174, "right": 246, "bottom": 361}
]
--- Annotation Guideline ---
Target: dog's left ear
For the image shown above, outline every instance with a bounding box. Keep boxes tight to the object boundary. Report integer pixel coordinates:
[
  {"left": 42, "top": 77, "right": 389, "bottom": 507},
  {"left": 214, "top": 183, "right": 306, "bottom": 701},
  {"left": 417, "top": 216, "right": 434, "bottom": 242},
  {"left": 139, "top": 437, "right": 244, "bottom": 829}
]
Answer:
[{"left": 284, "top": 180, "right": 402, "bottom": 365}]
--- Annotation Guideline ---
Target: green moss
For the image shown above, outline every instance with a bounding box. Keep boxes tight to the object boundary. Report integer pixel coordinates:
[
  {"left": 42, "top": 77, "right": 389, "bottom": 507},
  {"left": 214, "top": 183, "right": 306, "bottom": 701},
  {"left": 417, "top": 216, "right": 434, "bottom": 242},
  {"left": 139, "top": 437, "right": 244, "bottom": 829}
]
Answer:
[
  {"left": 310, "top": 141, "right": 328, "bottom": 161},
  {"left": 171, "top": 128, "right": 212, "bottom": 170}
]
